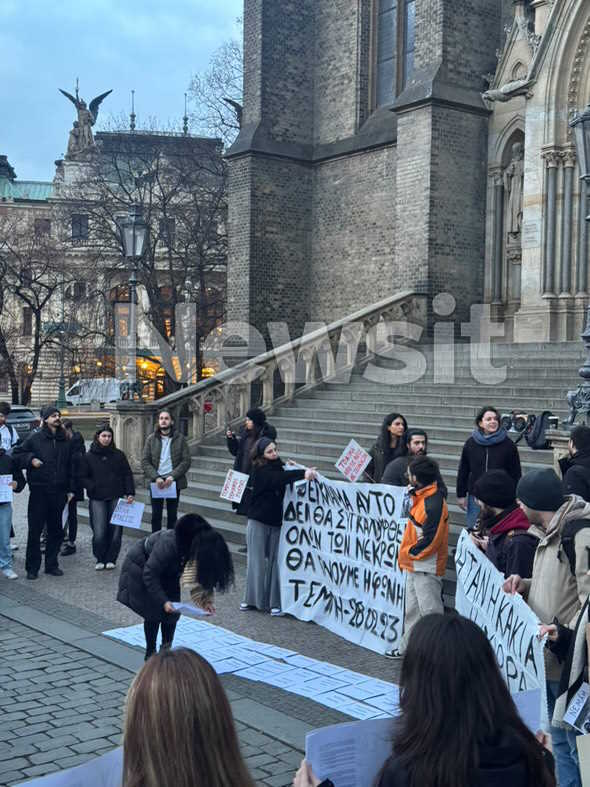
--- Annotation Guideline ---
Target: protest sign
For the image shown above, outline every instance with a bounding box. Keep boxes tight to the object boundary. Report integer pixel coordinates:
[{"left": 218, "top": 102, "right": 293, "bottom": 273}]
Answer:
[
  {"left": 110, "top": 499, "right": 145, "bottom": 529},
  {"left": 279, "top": 474, "right": 407, "bottom": 654},
  {"left": 220, "top": 469, "right": 250, "bottom": 503},
  {"left": 564, "top": 683, "right": 590, "bottom": 734},
  {"left": 0, "top": 474, "right": 13, "bottom": 503},
  {"left": 335, "top": 439, "right": 372, "bottom": 482},
  {"left": 455, "top": 529, "right": 546, "bottom": 722},
  {"left": 150, "top": 481, "right": 177, "bottom": 499}
]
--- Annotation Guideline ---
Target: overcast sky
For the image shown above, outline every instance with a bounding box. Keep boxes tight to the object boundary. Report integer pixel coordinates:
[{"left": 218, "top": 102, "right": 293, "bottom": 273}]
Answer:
[{"left": 0, "top": 0, "right": 242, "bottom": 181}]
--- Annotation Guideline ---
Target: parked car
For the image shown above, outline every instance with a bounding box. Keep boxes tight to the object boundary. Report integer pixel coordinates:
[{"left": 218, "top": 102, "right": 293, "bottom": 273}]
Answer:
[{"left": 7, "top": 405, "right": 40, "bottom": 442}]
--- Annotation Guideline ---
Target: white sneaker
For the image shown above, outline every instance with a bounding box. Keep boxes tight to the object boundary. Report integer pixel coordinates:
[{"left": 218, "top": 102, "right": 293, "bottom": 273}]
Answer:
[
  {"left": 95, "top": 562, "right": 105, "bottom": 571},
  {"left": 10, "top": 543, "right": 18, "bottom": 551},
  {"left": 105, "top": 562, "right": 116, "bottom": 570},
  {"left": 270, "top": 607, "right": 284, "bottom": 617},
  {"left": 2, "top": 568, "right": 18, "bottom": 580}
]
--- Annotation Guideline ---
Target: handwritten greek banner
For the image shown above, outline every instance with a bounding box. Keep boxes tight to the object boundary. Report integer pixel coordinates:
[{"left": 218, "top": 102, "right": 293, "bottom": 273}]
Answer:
[
  {"left": 279, "top": 474, "right": 407, "bottom": 655},
  {"left": 455, "top": 529, "right": 547, "bottom": 725}
]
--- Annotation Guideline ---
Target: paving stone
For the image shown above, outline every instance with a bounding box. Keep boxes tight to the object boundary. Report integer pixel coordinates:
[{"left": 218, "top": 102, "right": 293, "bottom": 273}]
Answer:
[
  {"left": 23, "top": 762, "right": 61, "bottom": 778},
  {"left": 70, "top": 738, "right": 113, "bottom": 754},
  {"left": 244, "top": 753, "right": 278, "bottom": 769},
  {"left": 29, "top": 747, "right": 74, "bottom": 765},
  {"left": 0, "top": 758, "right": 29, "bottom": 775},
  {"left": 1, "top": 772, "right": 26, "bottom": 785},
  {"left": 55, "top": 753, "right": 96, "bottom": 769}
]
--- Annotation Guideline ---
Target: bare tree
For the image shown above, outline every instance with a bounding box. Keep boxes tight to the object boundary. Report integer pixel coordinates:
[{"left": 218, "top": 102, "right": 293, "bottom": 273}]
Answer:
[{"left": 187, "top": 18, "right": 243, "bottom": 147}]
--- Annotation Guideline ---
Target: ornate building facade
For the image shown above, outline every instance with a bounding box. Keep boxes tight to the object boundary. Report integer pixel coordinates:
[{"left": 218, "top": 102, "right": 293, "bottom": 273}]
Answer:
[{"left": 226, "top": 0, "right": 590, "bottom": 343}]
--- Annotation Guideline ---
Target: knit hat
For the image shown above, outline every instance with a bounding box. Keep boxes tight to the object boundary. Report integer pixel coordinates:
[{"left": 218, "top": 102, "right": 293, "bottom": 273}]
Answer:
[
  {"left": 254, "top": 437, "right": 273, "bottom": 458},
  {"left": 516, "top": 469, "right": 564, "bottom": 512},
  {"left": 472, "top": 470, "right": 516, "bottom": 510},
  {"left": 0, "top": 401, "right": 10, "bottom": 416},
  {"left": 246, "top": 408, "right": 266, "bottom": 428},
  {"left": 40, "top": 404, "right": 60, "bottom": 421}
]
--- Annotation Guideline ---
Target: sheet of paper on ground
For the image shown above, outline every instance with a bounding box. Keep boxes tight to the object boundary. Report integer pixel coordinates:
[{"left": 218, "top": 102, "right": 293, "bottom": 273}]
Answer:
[
  {"left": 335, "top": 439, "right": 372, "bottom": 482},
  {"left": 306, "top": 718, "right": 394, "bottom": 786},
  {"left": 455, "top": 529, "right": 547, "bottom": 726},
  {"left": 150, "top": 481, "right": 177, "bottom": 499},
  {"left": 278, "top": 475, "right": 407, "bottom": 655},
  {"left": 219, "top": 469, "right": 249, "bottom": 503},
  {"left": 110, "top": 499, "right": 145, "bottom": 529}
]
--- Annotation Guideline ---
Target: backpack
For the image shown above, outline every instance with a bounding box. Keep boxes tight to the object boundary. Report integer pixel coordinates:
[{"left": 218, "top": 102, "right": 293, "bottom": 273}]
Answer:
[
  {"left": 560, "top": 520, "right": 590, "bottom": 576},
  {"left": 523, "top": 411, "right": 554, "bottom": 450}
]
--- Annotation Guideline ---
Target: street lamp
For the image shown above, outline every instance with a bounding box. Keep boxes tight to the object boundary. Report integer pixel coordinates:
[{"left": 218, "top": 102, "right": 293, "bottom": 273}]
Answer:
[
  {"left": 120, "top": 206, "right": 147, "bottom": 395},
  {"left": 565, "top": 105, "right": 590, "bottom": 424}
]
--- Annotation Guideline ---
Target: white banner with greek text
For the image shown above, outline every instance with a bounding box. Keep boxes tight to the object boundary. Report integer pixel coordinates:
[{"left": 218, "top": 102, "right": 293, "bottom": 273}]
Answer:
[{"left": 279, "top": 475, "right": 407, "bottom": 655}]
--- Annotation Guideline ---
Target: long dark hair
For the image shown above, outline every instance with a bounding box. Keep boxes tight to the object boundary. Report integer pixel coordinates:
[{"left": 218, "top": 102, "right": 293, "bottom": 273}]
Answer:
[
  {"left": 175, "top": 513, "right": 211, "bottom": 563},
  {"left": 188, "top": 529, "right": 234, "bottom": 593},
  {"left": 377, "top": 412, "right": 408, "bottom": 450},
  {"left": 92, "top": 424, "right": 116, "bottom": 450},
  {"left": 391, "top": 615, "right": 554, "bottom": 787}
]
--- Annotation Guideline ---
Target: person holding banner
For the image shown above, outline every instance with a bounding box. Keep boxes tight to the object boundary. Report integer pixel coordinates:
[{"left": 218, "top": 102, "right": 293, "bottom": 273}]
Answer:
[
  {"left": 504, "top": 468, "right": 590, "bottom": 787},
  {"left": 123, "top": 648, "right": 255, "bottom": 787},
  {"left": 82, "top": 425, "right": 135, "bottom": 570},
  {"left": 117, "top": 513, "right": 234, "bottom": 660},
  {"left": 241, "top": 437, "right": 316, "bottom": 615},
  {"left": 0, "top": 443, "right": 25, "bottom": 579},
  {"left": 457, "top": 406, "right": 521, "bottom": 529},
  {"left": 295, "top": 615, "right": 555, "bottom": 787},
  {"left": 387, "top": 456, "right": 448, "bottom": 658},
  {"left": 365, "top": 413, "right": 408, "bottom": 483}
]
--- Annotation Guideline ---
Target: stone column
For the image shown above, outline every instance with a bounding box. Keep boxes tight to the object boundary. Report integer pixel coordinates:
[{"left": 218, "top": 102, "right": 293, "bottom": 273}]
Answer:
[
  {"left": 542, "top": 149, "right": 561, "bottom": 295},
  {"left": 560, "top": 150, "right": 576, "bottom": 295},
  {"left": 492, "top": 172, "right": 505, "bottom": 303},
  {"left": 577, "top": 179, "right": 589, "bottom": 295}
]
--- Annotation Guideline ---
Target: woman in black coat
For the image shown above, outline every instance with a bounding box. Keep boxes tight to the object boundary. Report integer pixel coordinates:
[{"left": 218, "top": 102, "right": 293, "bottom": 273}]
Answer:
[
  {"left": 117, "top": 513, "right": 234, "bottom": 659},
  {"left": 82, "top": 425, "right": 135, "bottom": 570},
  {"left": 294, "top": 615, "right": 555, "bottom": 787},
  {"left": 456, "top": 406, "right": 521, "bottom": 529},
  {"left": 241, "top": 437, "right": 316, "bottom": 615},
  {"left": 366, "top": 413, "right": 408, "bottom": 483},
  {"left": 226, "top": 408, "right": 277, "bottom": 515}
]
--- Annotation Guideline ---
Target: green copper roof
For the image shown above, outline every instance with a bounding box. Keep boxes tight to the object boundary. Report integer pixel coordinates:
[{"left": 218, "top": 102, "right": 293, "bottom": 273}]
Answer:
[{"left": 0, "top": 179, "right": 54, "bottom": 202}]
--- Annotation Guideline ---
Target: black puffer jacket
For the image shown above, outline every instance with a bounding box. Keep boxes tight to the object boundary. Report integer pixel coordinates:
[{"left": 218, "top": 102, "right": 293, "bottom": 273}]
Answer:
[
  {"left": 0, "top": 449, "right": 26, "bottom": 493},
  {"left": 82, "top": 442, "right": 135, "bottom": 501},
  {"left": 247, "top": 459, "right": 306, "bottom": 527},
  {"left": 376, "top": 731, "right": 554, "bottom": 787},
  {"left": 456, "top": 436, "right": 521, "bottom": 498},
  {"left": 227, "top": 422, "right": 277, "bottom": 475},
  {"left": 117, "top": 530, "right": 182, "bottom": 623},
  {"left": 14, "top": 425, "right": 74, "bottom": 493},
  {"left": 560, "top": 449, "right": 590, "bottom": 502}
]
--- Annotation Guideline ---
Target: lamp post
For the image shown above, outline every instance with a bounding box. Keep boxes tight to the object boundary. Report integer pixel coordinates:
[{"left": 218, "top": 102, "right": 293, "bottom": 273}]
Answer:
[
  {"left": 565, "top": 105, "right": 590, "bottom": 425},
  {"left": 120, "top": 206, "right": 147, "bottom": 397},
  {"left": 56, "top": 272, "right": 68, "bottom": 409}
]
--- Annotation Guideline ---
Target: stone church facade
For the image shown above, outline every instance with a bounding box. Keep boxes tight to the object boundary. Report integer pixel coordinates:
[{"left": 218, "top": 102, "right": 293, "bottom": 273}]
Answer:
[{"left": 226, "top": 0, "right": 590, "bottom": 343}]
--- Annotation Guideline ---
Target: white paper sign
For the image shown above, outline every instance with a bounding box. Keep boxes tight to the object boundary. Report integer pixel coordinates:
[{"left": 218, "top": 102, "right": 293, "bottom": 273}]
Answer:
[
  {"left": 150, "top": 481, "right": 177, "bottom": 499},
  {"left": 335, "top": 439, "right": 372, "bottom": 482},
  {"left": 220, "top": 469, "right": 250, "bottom": 503},
  {"left": 170, "top": 602, "right": 212, "bottom": 618},
  {"left": 455, "top": 529, "right": 547, "bottom": 724},
  {"left": 306, "top": 718, "right": 394, "bottom": 786},
  {"left": 279, "top": 474, "right": 407, "bottom": 655},
  {"left": 0, "top": 475, "right": 13, "bottom": 503},
  {"left": 110, "top": 499, "right": 145, "bottom": 529},
  {"left": 564, "top": 682, "right": 590, "bottom": 734}
]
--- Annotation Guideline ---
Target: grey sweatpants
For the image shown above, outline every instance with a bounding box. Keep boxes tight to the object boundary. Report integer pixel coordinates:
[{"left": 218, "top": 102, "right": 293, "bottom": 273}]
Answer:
[
  {"left": 399, "top": 571, "right": 443, "bottom": 653},
  {"left": 244, "top": 519, "right": 281, "bottom": 611}
]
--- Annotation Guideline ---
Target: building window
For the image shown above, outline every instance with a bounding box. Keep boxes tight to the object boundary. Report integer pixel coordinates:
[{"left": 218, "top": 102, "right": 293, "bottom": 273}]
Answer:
[
  {"left": 373, "top": 0, "right": 415, "bottom": 108},
  {"left": 71, "top": 213, "right": 89, "bottom": 240},
  {"left": 65, "top": 281, "right": 89, "bottom": 300},
  {"left": 159, "top": 218, "right": 175, "bottom": 249},
  {"left": 22, "top": 307, "right": 32, "bottom": 337},
  {"left": 34, "top": 218, "right": 51, "bottom": 236}
]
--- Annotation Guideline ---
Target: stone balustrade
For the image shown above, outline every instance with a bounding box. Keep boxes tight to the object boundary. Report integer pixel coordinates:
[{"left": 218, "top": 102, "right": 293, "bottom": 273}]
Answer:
[{"left": 108, "top": 291, "right": 426, "bottom": 477}]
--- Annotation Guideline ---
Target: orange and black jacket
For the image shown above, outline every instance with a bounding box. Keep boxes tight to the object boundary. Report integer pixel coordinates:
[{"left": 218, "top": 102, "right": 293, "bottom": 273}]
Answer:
[{"left": 398, "top": 482, "right": 449, "bottom": 576}]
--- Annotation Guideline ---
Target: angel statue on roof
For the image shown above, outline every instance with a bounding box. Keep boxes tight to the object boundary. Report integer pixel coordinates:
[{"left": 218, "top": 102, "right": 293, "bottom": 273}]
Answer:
[{"left": 59, "top": 82, "right": 112, "bottom": 156}]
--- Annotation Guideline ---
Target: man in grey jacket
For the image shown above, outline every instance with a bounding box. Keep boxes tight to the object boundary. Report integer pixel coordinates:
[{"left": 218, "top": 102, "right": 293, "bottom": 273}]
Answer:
[{"left": 142, "top": 409, "right": 191, "bottom": 532}]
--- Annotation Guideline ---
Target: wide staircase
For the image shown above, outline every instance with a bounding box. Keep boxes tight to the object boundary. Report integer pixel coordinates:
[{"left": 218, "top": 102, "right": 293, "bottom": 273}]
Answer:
[{"left": 95, "top": 292, "right": 586, "bottom": 604}]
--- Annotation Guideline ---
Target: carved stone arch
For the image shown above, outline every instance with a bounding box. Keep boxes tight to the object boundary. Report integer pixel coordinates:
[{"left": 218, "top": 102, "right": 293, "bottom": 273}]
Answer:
[
  {"left": 543, "top": 0, "right": 590, "bottom": 145},
  {"left": 493, "top": 115, "right": 525, "bottom": 167}
]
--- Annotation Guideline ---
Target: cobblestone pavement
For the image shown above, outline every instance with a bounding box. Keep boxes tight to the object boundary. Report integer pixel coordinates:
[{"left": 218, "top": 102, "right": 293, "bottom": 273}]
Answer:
[{"left": 0, "top": 489, "right": 401, "bottom": 786}]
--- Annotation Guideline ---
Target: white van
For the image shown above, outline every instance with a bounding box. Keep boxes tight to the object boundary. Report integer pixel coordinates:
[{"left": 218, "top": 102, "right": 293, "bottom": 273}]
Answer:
[{"left": 66, "top": 378, "right": 122, "bottom": 406}]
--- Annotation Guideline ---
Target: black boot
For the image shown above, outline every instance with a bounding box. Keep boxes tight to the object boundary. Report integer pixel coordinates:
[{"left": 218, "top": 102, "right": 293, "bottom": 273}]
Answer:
[{"left": 144, "top": 649, "right": 156, "bottom": 661}]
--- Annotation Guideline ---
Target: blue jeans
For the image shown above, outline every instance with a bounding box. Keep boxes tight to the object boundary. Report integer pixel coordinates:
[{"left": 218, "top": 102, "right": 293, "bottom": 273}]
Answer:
[
  {"left": 466, "top": 494, "right": 480, "bottom": 529},
  {"left": 547, "top": 680, "right": 582, "bottom": 787},
  {"left": 0, "top": 502, "right": 13, "bottom": 571}
]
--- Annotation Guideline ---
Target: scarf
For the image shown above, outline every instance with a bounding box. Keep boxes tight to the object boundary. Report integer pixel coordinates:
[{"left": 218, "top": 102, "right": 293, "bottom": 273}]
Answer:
[{"left": 471, "top": 427, "right": 509, "bottom": 446}]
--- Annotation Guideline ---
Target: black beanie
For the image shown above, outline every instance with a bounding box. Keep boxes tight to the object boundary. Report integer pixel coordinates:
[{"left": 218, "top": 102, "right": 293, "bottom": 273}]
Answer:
[
  {"left": 0, "top": 401, "right": 10, "bottom": 416},
  {"left": 516, "top": 469, "right": 564, "bottom": 512},
  {"left": 40, "top": 404, "right": 60, "bottom": 421},
  {"left": 246, "top": 408, "right": 266, "bottom": 428},
  {"left": 473, "top": 470, "right": 516, "bottom": 509}
]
